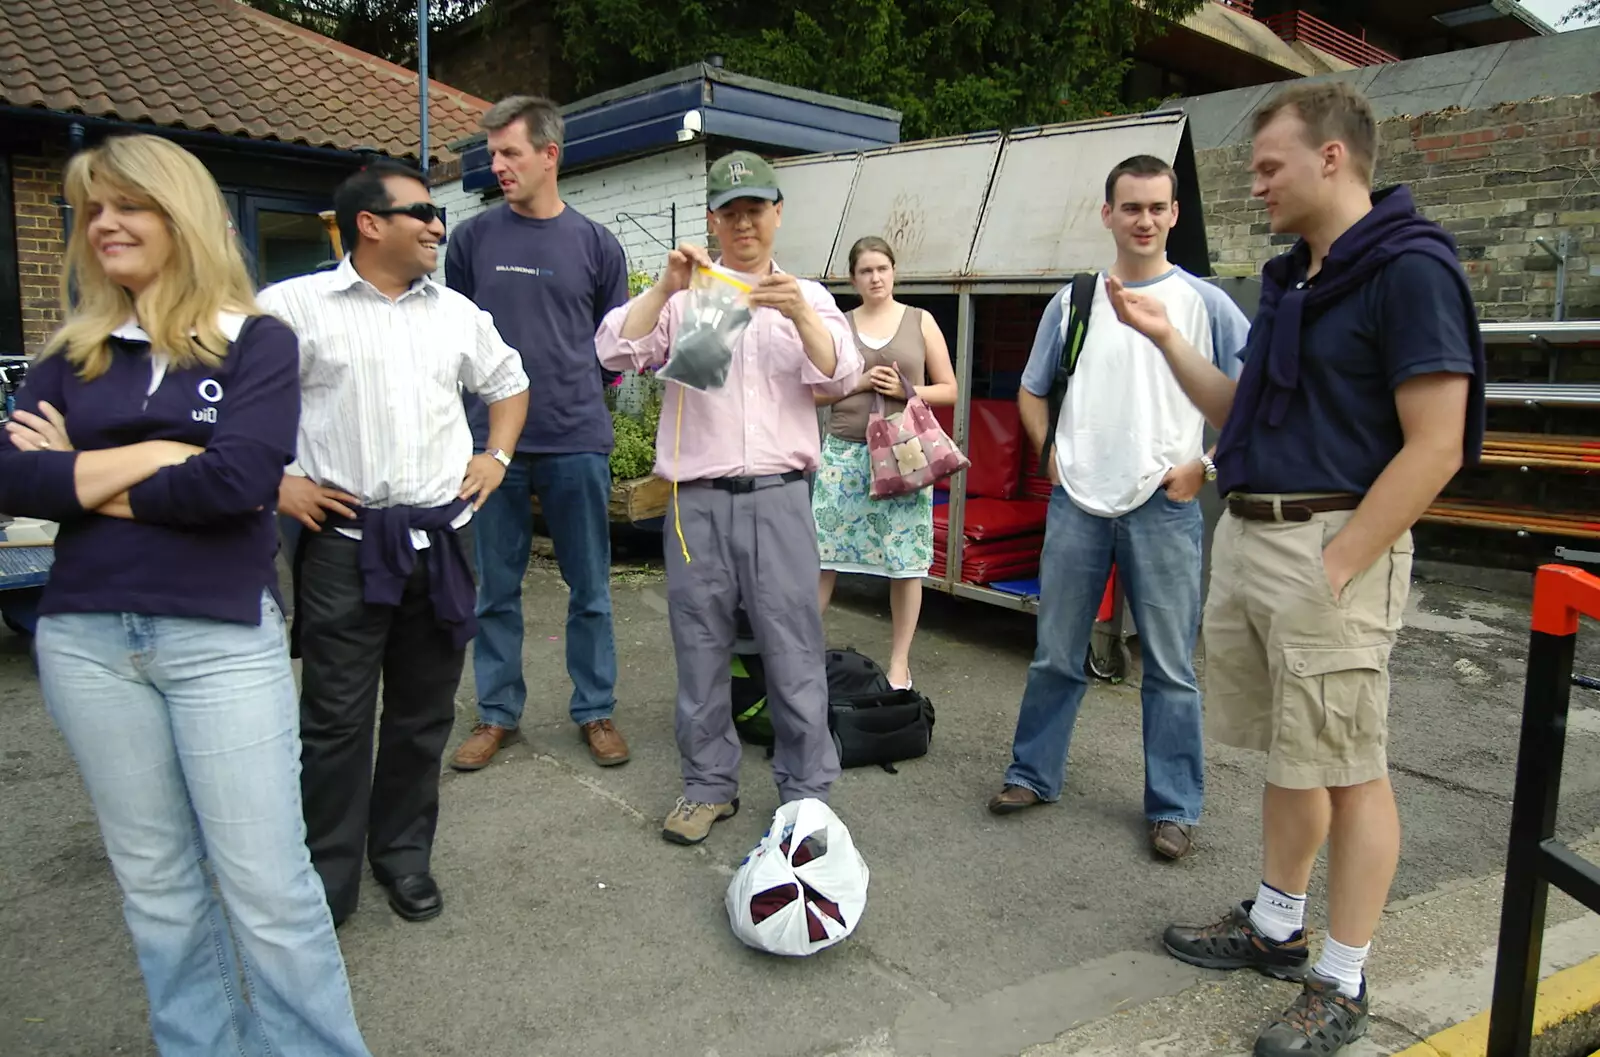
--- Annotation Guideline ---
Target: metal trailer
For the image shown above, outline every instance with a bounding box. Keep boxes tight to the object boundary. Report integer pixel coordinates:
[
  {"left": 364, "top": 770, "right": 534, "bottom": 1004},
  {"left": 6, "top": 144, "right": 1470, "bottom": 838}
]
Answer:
[{"left": 772, "top": 109, "right": 1236, "bottom": 677}]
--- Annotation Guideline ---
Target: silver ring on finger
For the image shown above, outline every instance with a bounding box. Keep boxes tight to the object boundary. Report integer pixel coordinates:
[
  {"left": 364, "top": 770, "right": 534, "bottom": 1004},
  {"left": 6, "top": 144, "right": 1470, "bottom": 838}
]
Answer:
[{"left": 37, "top": 440, "right": 51, "bottom": 450}]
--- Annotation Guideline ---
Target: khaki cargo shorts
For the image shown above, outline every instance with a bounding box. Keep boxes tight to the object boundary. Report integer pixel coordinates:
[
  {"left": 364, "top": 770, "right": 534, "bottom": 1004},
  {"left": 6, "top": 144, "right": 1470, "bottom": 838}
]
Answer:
[{"left": 1202, "top": 499, "right": 1414, "bottom": 790}]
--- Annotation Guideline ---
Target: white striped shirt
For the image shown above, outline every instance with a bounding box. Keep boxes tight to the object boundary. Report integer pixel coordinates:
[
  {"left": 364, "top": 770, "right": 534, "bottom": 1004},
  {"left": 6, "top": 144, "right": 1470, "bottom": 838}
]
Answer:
[{"left": 257, "top": 257, "right": 529, "bottom": 546}]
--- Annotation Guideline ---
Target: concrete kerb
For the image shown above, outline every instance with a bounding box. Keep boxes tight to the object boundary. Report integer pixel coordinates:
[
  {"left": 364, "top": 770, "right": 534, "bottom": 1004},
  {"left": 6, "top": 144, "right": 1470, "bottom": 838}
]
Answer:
[{"left": 1393, "top": 955, "right": 1600, "bottom": 1057}]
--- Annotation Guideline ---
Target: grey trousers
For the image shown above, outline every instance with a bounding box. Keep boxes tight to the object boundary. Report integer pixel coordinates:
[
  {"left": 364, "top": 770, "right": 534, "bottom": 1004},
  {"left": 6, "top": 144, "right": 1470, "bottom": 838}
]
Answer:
[{"left": 665, "top": 477, "right": 840, "bottom": 804}]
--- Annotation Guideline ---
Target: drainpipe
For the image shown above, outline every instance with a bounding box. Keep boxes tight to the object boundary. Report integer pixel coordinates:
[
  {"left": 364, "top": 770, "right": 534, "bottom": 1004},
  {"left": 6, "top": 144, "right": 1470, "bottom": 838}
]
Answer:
[
  {"left": 418, "top": 0, "right": 430, "bottom": 169},
  {"left": 55, "top": 121, "right": 86, "bottom": 243}
]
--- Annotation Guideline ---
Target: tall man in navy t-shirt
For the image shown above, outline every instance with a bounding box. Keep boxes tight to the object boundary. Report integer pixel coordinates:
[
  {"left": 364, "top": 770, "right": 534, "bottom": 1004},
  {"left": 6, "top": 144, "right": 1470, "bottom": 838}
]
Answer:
[
  {"left": 1107, "top": 83, "right": 1485, "bottom": 1056},
  {"left": 445, "top": 95, "right": 633, "bottom": 772}
]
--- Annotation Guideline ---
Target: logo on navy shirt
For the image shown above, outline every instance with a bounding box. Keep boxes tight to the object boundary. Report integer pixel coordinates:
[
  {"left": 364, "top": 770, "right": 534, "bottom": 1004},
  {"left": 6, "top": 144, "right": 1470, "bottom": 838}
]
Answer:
[
  {"left": 494, "top": 264, "right": 554, "bottom": 278},
  {"left": 193, "top": 378, "right": 223, "bottom": 423}
]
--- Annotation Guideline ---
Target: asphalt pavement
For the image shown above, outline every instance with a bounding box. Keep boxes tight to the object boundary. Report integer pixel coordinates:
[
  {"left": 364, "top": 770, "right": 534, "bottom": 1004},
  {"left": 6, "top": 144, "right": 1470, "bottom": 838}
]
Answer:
[{"left": 2, "top": 547, "right": 1598, "bottom": 1057}]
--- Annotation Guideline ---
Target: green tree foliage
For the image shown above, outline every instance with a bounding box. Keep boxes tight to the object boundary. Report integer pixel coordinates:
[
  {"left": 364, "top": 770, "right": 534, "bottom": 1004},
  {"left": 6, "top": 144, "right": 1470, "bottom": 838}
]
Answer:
[
  {"left": 1560, "top": 0, "right": 1599, "bottom": 25},
  {"left": 242, "top": 0, "right": 1204, "bottom": 141},
  {"left": 552, "top": 0, "right": 1207, "bottom": 140},
  {"left": 243, "top": 0, "right": 486, "bottom": 64}
]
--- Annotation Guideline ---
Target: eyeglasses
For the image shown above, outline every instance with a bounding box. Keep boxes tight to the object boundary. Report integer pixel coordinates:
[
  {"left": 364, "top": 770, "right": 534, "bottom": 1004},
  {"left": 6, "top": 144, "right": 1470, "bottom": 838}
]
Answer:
[{"left": 368, "top": 202, "right": 447, "bottom": 226}]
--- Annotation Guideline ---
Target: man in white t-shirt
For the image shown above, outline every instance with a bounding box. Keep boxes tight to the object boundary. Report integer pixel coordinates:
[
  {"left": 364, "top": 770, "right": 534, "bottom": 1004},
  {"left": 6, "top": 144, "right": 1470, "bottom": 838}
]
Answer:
[{"left": 987, "top": 155, "right": 1249, "bottom": 861}]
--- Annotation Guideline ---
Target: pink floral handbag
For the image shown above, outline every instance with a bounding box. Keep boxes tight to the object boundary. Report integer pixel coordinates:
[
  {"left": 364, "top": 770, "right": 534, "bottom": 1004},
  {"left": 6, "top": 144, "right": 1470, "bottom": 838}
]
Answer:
[{"left": 864, "top": 365, "right": 970, "bottom": 499}]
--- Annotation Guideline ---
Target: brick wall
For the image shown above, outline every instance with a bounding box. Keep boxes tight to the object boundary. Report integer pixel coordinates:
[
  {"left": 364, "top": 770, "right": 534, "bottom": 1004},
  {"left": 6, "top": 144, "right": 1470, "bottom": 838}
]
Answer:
[
  {"left": 427, "top": 7, "right": 562, "bottom": 109},
  {"left": 12, "top": 152, "right": 67, "bottom": 354},
  {"left": 1196, "top": 92, "right": 1600, "bottom": 323},
  {"left": 432, "top": 144, "right": 709, "bottom": 284}
]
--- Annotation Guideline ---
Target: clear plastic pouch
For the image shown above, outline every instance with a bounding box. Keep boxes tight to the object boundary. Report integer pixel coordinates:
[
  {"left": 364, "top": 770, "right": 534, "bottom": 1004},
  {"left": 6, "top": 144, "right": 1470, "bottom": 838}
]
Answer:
[{"left": 658, "top": 266, "right": 753, "bottom": 391}]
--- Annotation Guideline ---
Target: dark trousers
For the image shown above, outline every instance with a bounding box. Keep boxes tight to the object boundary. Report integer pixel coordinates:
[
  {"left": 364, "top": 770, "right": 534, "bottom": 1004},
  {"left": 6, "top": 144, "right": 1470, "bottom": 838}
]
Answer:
[{"left": 296, "top": 530, "right": 468, "bottom": 923}]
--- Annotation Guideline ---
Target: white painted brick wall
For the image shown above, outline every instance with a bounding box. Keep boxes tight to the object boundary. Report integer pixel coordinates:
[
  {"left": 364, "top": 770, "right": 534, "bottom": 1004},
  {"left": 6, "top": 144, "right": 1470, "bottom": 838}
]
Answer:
[
  {"left": 431, "top": 143, "right": 708, "bottom": 285},
  {"left": 431, "top": 178, "right": 492, "bottom": 284},
  {"left": 560, "top": 143, "right": 707, "bottom": 281}
]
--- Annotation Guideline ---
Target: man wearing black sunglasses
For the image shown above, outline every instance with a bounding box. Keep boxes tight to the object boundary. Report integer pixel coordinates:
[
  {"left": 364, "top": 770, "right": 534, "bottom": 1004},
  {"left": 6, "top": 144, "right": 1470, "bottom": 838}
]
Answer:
[{"left": 261, "top": 159, "right": 530, "bottom": 926}]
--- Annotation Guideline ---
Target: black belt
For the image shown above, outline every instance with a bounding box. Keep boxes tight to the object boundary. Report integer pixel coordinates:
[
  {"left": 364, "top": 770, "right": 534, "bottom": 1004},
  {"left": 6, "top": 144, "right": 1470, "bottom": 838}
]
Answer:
[
  {"left": 1227, "top": 494, "right": 1361, "bottom": 523},
  {"left": 685, "top": 471, "right": 806, "bottom": 494}
]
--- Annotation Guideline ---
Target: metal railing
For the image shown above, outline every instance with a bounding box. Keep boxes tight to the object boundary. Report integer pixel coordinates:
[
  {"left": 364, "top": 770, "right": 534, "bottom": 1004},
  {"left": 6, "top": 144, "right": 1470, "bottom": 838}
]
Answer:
[
  {"left": 1212, "top": 0, "right": 1255, "bottom": 17},
  {"left": 1487, "top": 564, "right": 1600, "bottom": 1055},
  {"left": 1262, "top": 10, "right": 1399, "bottom": 67}
]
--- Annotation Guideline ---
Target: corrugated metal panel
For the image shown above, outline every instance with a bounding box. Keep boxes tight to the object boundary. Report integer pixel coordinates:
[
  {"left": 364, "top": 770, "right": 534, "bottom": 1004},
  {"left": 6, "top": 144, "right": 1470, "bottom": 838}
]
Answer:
[
  {"left": 825, "top": 133, "right": 1004, "bottom": 281},
  {"left": 967, "top": 113, "right": 1188, "bottom": 278},
  {"left": 771, "top": 109, "right": 1209, "bottom": 282},
  {"left": 769, "top": 151, "right": 861, "bottom": 278}
]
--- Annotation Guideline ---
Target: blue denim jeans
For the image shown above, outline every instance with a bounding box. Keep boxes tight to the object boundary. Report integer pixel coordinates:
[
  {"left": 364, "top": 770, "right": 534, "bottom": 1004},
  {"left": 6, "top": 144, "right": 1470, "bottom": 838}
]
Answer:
[
  {"left": 34, "top": 593, "right": 370, "bottom": 1057},
  {"left": 472, "top": 452, "right": 617, "bottom": 728},
  {"left": 1004, "top": 486, "right": 1206, "bottom": 825}
]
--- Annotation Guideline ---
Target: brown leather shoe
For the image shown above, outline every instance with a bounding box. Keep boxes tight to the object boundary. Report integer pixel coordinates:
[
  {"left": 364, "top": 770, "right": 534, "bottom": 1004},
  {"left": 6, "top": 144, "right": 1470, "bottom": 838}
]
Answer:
[
  {"left": 987, "top": 785, "right": 1042, "bottom": 815},
  {"left": 581, "top": 719, "right": 630, "bottom": 767},
  {"left": 1151, "top": 820, "right": 1195, "bottom": 860},
  {"left": 450, "top": 723, "right": 512, "bottom": 771}
]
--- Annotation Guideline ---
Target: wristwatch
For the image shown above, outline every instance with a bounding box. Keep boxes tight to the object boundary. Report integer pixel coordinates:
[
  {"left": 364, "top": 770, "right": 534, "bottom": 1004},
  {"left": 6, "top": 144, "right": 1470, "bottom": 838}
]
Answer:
[
  {"left": 487, "top": 448, "right": 512, "bottom": 469},
  {"left": 1199, "top": 453, "right": 1218, "bottom": 482}
]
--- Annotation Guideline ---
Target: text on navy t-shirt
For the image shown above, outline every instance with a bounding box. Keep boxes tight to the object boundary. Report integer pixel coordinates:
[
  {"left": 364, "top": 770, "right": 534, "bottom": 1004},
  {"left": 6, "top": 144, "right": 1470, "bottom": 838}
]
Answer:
[{"left": 445, "top": 203, "right": 629, "bottom": 456}]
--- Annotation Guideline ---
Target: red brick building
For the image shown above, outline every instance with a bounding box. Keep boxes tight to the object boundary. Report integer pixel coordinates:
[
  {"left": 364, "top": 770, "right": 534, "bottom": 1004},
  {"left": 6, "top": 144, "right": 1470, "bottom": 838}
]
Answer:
[{"left": 0, "top": 0, "right": 490, "bottom": 355}]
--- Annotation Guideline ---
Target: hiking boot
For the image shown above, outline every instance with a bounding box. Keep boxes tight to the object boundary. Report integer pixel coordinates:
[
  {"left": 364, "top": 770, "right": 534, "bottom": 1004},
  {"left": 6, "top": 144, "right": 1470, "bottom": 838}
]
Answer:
[
  {"left": 1253, "top": 971, "right": 1369, "bottom": 1057},
  {"left": 450, "top": 723, "right": 513, "bottom": 771},
  {"left": 987, "top": 785, "right": 1043, "bottom": 815},
  {"left": 581, "top": 719, "right": 630, "bottom": 767},
  {"left": 1151, "top": 821, "right": 1195, "bottom": 860},
  {"left": 661, "top": 797, "right": 739, "bottom": 845},
  {"left": 1162, "top": 901, "right": 1310, "bottom": 981}
]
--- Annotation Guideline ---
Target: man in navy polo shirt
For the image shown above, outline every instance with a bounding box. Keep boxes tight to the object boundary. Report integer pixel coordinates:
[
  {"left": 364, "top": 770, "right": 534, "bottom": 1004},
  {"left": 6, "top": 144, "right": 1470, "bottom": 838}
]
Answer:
[
  {"left": 1107, "top": 82, "right": 1484, "bottom": 1056},
  {"left": 445, "top": 95, "right": 633, "bottom": 773}
]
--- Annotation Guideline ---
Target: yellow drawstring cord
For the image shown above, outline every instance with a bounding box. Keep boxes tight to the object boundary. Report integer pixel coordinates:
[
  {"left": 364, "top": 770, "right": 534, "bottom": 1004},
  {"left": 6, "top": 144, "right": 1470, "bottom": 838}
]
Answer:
[{"left": 672, "top": 384, "right": 690, "bottom": 563}]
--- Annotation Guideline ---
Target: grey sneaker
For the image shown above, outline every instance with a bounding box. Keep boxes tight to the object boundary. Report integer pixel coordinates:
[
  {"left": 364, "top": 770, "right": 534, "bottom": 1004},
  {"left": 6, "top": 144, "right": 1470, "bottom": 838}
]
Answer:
[
  {"left": 1254, "top": 971, "right": 1369, "bottom": 1057},
  {"left": 1162, "top": 901, "right": 1310, "bottom": 981},
  {"left": 661, "top": 796, "right": 739, "bottom": 845}
]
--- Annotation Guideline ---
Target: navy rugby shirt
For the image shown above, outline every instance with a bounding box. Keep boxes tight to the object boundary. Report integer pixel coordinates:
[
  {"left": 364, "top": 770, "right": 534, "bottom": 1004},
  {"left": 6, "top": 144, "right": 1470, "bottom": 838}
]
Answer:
[{"left": 0, "top": 314, "right": 299, "bottom": 624}]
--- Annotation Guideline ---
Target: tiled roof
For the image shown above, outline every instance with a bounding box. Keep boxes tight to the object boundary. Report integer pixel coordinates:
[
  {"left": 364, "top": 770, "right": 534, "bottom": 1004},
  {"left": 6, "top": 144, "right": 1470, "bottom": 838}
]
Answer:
[{"left": 0, "top": 0, "right": 490, "bottom": 161}]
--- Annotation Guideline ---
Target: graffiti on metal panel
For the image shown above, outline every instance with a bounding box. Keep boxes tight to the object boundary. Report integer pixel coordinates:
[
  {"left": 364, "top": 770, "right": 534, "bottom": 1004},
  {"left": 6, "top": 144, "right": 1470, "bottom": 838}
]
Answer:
[{"left": 883, "top": 194, "right": 927, "bottom": 262}]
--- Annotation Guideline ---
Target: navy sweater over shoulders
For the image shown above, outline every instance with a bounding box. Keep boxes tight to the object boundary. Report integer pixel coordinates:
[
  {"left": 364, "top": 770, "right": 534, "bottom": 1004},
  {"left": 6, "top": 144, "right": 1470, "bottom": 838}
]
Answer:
[{"left": 0, "top": 314, "right": 300, "bottom": 625}]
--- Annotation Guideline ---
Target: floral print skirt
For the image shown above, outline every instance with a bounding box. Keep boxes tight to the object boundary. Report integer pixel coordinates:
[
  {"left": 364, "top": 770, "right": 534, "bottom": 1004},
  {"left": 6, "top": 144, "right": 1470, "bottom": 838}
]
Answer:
[{"left": 813, "top": 434, "right": 934, "bottom": 579}]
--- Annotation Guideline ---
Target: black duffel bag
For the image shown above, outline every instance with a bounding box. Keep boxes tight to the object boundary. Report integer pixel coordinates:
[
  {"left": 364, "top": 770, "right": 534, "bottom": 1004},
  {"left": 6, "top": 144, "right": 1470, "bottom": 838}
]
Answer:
[{"left": 825, "top": 648, "right": 936, "bottom": 773}]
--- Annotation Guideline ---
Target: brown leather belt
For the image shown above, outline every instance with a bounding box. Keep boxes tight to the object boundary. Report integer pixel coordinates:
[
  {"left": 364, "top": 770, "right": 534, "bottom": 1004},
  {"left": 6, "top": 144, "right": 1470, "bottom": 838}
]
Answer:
[{"left": 1226, "top": 494, "right": 1361, "bottom": 523}]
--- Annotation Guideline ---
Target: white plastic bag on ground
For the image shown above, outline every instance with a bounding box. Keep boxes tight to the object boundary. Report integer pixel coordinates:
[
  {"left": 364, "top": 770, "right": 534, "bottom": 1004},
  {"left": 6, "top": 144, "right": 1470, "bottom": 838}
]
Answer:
[{"left": 725, "top": 798, "right": 869, "bottom": 957}]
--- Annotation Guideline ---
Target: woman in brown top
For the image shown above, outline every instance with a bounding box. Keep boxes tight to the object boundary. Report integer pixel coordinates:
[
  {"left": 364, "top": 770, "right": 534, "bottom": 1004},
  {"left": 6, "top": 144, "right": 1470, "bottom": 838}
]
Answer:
[{"left": 813, "top": 236, "right": 958, "bottom": 689}]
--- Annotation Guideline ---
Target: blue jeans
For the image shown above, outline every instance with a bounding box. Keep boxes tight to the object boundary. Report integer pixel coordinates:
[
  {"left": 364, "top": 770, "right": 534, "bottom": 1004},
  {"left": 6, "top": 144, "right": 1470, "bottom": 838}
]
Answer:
[
  {"left": 473, "top": 452, "right": 617, "bottom": 728},
  {"left": 34, "top": 593, "right": 370, "bottom": 1057},
  {"left": 1004, "top": 487, "right": 1206, "bottom": 825}
]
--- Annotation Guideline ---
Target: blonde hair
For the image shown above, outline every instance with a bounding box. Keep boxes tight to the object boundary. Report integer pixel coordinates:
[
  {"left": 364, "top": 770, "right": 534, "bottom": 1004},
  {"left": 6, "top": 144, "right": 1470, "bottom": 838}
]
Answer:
[{"left": 45, "top": 134, "right": 259, "bottom": 380}]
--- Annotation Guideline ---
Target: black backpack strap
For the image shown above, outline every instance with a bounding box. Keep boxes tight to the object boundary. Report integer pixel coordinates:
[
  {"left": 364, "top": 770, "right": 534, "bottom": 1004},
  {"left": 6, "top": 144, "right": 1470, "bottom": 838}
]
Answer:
[{"left": 1038, "top": 272, "right": 1097, "bottom": 478}]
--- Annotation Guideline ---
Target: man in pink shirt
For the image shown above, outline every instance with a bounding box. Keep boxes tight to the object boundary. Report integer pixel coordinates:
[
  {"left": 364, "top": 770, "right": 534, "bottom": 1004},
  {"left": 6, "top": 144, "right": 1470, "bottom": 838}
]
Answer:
[{"left": 596, "top": 151, "right": 863, "bottom": 845}]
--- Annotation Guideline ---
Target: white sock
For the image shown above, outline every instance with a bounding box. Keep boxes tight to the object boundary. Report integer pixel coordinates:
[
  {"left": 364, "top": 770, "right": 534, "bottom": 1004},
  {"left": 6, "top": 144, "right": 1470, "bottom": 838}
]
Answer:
[
  {"left": 1314, "top": 937, "right": 1370, "bottom": 999},
  {"left": 1248, "top": 882, "right": 1306, "bottom": 942}
]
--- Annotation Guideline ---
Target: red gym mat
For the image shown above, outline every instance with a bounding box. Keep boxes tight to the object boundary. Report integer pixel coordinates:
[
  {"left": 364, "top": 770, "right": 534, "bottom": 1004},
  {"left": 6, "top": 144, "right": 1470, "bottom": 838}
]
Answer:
[
  {"left": 933, "top": 498, "right": 1050, "bottom": 542},
  {"left": 933, "top": 400, "right": 1023, "bottom": 500}
]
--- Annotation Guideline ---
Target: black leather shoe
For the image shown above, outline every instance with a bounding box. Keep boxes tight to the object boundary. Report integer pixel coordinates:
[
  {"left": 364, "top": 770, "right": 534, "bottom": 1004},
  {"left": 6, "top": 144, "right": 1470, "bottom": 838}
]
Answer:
[{"left": 382, "top": 873, "right": 443, "bottom": 922}]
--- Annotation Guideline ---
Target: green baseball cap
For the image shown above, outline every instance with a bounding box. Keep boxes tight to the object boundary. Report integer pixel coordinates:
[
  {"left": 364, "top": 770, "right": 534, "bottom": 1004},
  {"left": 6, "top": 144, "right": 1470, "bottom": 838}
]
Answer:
[{"left": 707, "top": 150, "right": 783, "bottom": 211}]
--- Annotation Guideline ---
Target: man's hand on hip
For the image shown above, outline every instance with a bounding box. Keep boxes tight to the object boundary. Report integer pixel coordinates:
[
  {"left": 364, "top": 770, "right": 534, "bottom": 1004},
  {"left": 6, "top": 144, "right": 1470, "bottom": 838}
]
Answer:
[
  {"left": 460, "top": 454, "right": 508, "bottom": 510},
  {"left": 1160, "top": 459, "right": 1205, "bottom": 503},
  {"left": 279, "top": 475, "right": 360, "bottom": 531}
]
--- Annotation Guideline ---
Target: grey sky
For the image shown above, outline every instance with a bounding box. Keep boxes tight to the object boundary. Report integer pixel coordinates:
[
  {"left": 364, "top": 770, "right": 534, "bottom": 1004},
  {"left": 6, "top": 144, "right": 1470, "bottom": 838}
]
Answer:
[{"left": 1518, "top": 0, "right": 1597, "bottom": 28}]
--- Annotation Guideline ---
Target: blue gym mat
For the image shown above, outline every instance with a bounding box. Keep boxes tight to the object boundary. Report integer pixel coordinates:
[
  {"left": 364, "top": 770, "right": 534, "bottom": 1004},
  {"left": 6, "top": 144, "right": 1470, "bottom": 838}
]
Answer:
[{"left": 988, "top": 577, "right": 1041, "bottom": 598}]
